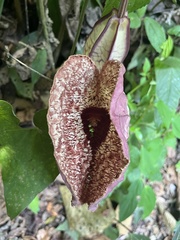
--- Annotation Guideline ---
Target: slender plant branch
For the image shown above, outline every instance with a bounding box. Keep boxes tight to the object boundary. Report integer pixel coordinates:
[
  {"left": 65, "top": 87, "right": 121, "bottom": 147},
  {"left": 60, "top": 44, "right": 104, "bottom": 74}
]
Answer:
[
  {"left": 114, "top": 218, "right": 133, "bottom": 233},
  {"left": 128, "top": 81, "right": 147, "bottom": 95},
  {"left": 24, "top": 0, "right": 30, "bottom": 36},
  {"left": 36, "top": 0, "right": 55, "bottom": 70},
  {"left": 14, "top": 0, "right": 24, "bottom": 30},
  {"left": 118, "top": 0, "right": 129, "bottom": 18},
  {"left": 70, "top": 0, "right": 89, "bottom": 55},
  {"left": 4, "top": 46, "right": 52, "bottom": 82}
]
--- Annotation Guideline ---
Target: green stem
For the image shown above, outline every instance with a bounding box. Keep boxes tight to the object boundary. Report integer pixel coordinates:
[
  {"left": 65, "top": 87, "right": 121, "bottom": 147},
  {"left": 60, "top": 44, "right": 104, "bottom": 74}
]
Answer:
[
  {"left": 37, "top": 0, "right": 55, "bottom": 69},
  {"left": 118, "top": 0, "right": 128, "bottom": 18},
  {"left": 70, "top": 0, "right": 89, "bottom": 55},
  {"left": 24, "top": 0, "right": 30, "bottom": 36},
  {"left": 128, "top": 81, "right": 147, "bottom": 95},
  {"left": 14, "top": 0, "right": 24, "bottom": 30}
]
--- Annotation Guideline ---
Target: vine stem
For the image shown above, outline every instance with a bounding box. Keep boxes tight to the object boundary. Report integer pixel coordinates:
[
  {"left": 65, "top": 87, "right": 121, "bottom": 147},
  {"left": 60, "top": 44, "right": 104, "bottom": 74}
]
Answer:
[
  {"left": 114, "top": 218, "right": 133, "bottom": 233},
  {"left": 36, "top": 0, "right": 55, "bottom": 70},
  {"left": 118, "top": 0, "right": 129, "bottom": 18},
  {"left": 14, "top": 0, "right": 24, "bottom": 30},
  {"left": 24, "top": 0, "right": 30, "bottom": 36},
  {"left": 128, "top": 81, "right": 148, "bottom": 95},
  {"left": 70, "top": 0, "right": 89, "bottom": 55}
]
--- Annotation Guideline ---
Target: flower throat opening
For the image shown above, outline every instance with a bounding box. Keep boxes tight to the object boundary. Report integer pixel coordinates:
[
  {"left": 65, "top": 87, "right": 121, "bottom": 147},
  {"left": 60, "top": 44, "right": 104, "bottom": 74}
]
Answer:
[{"left": 81, "top": 107, "right": 111, "bottom": 152}]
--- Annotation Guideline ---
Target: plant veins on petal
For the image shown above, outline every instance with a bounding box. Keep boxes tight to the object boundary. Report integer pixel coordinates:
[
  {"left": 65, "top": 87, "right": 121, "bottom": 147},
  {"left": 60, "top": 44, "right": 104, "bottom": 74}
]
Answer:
[{"left": 47, "top": 55, "right": 129, "bottom": 210}]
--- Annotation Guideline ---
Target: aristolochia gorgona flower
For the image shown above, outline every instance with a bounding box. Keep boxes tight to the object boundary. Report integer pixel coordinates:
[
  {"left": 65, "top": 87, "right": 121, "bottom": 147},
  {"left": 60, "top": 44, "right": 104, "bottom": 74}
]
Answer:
[{"left": 47, "top": 55, "right": 129, "bottom": 210}]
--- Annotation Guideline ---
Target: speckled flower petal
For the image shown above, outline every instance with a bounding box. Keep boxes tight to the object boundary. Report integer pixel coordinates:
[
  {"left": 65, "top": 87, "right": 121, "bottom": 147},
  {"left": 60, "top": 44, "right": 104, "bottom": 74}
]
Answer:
[{"left": 47, "top": 55, "right": 129, "bottom": 210}]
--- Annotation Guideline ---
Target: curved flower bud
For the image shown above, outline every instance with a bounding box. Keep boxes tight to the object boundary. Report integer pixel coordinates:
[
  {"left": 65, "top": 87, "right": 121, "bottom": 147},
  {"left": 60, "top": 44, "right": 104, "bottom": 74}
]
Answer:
[
  {"left": 47, "top": 55, "right": 129, "bottom": 210},
  {"left": 84, "top": 9, "right": 130, "bottom": 70}
]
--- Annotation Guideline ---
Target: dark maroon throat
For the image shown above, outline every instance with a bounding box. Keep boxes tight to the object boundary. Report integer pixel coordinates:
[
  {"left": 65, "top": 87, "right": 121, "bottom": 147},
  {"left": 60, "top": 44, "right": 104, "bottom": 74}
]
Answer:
[{"left": 81, "top": 107, "right": 111, "bottom": 152}]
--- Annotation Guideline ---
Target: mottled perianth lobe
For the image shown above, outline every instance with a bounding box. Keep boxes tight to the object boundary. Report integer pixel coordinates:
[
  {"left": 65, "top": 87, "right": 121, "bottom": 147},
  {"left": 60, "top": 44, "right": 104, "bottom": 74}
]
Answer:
[{"left": 47, "top": 55, "right": 129, "bottom": 210}]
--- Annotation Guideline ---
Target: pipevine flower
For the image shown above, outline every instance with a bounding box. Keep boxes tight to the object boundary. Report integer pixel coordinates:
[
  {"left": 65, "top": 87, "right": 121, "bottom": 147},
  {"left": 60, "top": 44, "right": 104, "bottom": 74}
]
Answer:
[
  {"left": 47, "top": 0, "right": 130, "bottom": 210},
  {"left": 47, "top": 55, "right": 129, "bottom": 210}
]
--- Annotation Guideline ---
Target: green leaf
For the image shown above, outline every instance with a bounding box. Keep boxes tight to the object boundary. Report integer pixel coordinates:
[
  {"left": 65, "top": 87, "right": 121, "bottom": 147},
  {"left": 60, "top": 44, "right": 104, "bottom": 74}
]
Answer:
[
  {"left": 94, "top": 0, "right": 103, "bottom": 9},
  {"left": 142, "top": 58, "right": 151, "bottom": 73},
  {"left": 28, "top": 195, "right": 40, "bottom": 214},
  {"left": 168, "top": 25, "right": 180, "bottom": 37},
  {"left": 127, "top": 234, "right": 151, "bottom": 240},
  {"left": 48, "top": 0, "right": 61, "bottom": 37},
  {"left": 144, "top": 17, "right": 166, "bottom": 53},
  {"left": 129, "top": 12, "right": 141, "bottom": 28},
  {"left": 164, "top": 132, "right": 177, "bottom": 149},
  {"left": 111, "top": 179, "right": 144, "bottom": 221},
  {"left": 57, "top": 220, "right": 80, "bottom": 240},
  {"left": 0, "top": 101, "right": 58, "bottom": 219},
  {"left": 31, "top": 49, "right": 47, "bottom": 84},
  {"left": 127, "top": 145, "right": 141, "bottom": 181},
  {"left": 128, "top": 140, "right": 142, "bottom": 183},
  {"left": 21, "top": 31, "right": 39, "bottom": 45},
  {"left": 173, "top": 46, "right": 180, "bottom": 58},
  {"left": 0, "top": 0, "right": 4, "bottom": 16},
  {"left": 104, "top": 226, "right": 119, "bottom": 240},
  {"left": 127, "top": 45, "right": 147, "bottom": 70},
  {"left": 66, "top": 230, "right": 80, "bottom": 240},
  {"left": 128, "top": 6, "right": 147, "bottom": 29},
  {"left": 172, "top": 114, "right": 180, "bottom": 139},
  {"left": 155, "top": 57, "right": 180, "bottom": 110},
  {"left": 8, "top": 67, "right": 34, "bottom": 99},
  {"left": 138, "top": 185, "right": 156, "bottom": 218},
  {"left": 156, "top": 100, "right": 175, "bottom": 129},
  {"left": 161, "top": 36, "right": 174, "bottom": 59},
  {"left": 136, "top": 6, "right": 147, "bottom": 18},
  {"left": 140, "top": 138, "right": 166, "bottom": 181},
  {"left": 103, "top": 0, "right": 150, "bottom": 16},
  {"left": 57, "top": 220, "right": 69, "bottom": 231},
  {"left": 173, "top": 223, "right": 180, "bottom": 240},
  {"left": 133, "top": 207, "right": 144, "bottom": 224},
  {"left": 127, "top": 0, "right": 150, "bottom": 12}
]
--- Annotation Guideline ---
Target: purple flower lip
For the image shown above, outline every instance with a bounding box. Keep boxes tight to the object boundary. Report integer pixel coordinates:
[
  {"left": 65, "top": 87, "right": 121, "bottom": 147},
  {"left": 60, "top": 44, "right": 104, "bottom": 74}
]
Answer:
[{"left": 47, "top": 55, "right": 129, "bottom": 210}]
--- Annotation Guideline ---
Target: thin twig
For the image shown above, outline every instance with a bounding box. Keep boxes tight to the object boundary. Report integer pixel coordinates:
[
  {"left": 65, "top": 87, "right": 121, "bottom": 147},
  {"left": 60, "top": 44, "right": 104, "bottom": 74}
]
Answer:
[
  {"left": 24, "top": 0, "right": 30, "bottom": 36},
  {"left": 5, "top": 46, "right": 52, "bottom": 82},
  {"left": 114, "top": 218, "right": 133, "bottom": 233},
  {"left": 70, "top": 0, "right": 89, "bottom": 55},
  {"left": 14, "top": 0, "right": 24, "bottom": 30}
]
